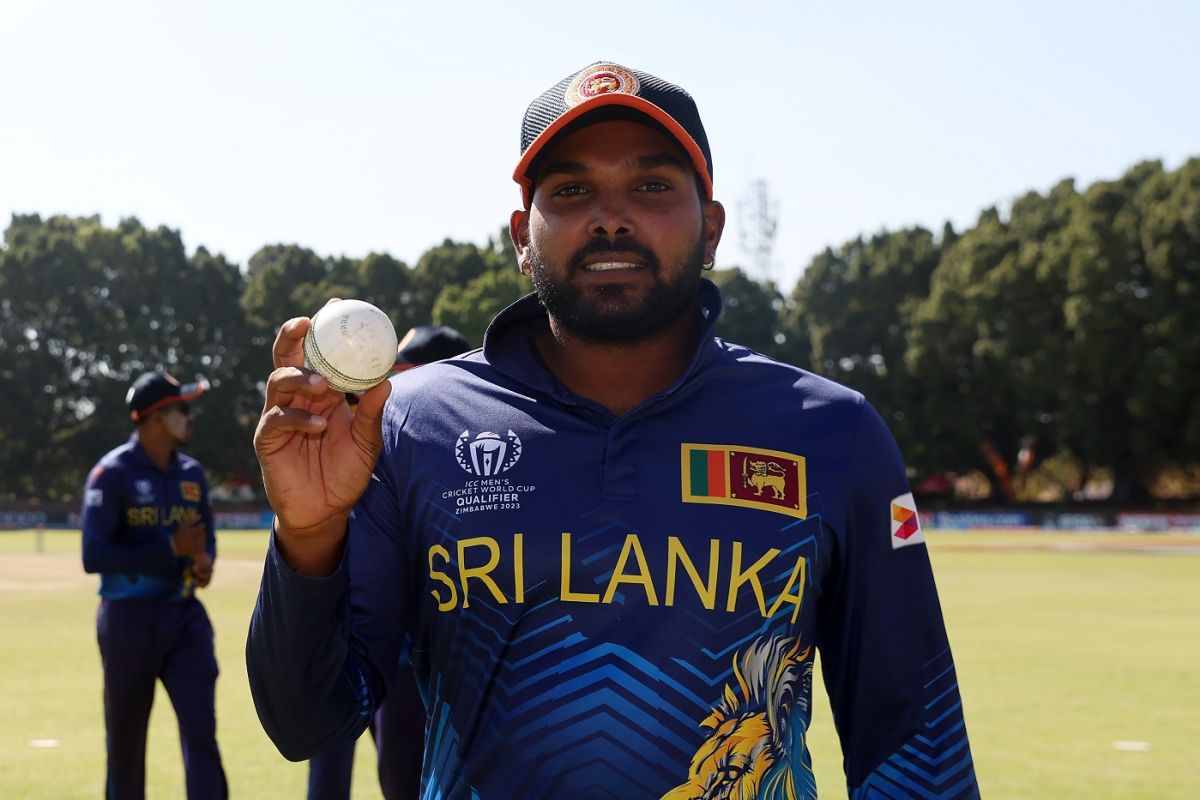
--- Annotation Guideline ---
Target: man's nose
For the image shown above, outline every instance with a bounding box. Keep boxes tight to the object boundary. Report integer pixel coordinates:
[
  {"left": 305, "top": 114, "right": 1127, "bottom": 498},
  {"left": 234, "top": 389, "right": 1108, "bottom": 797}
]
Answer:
[{"left": 589, "top": 198, "right": 634, "bottom": 240}]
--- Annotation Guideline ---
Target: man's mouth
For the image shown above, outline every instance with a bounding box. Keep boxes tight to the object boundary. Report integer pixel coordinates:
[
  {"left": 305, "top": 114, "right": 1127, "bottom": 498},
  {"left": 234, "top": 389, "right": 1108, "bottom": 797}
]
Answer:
[{"left": 584, "top": 261, "right": 643, "bottom": 272}]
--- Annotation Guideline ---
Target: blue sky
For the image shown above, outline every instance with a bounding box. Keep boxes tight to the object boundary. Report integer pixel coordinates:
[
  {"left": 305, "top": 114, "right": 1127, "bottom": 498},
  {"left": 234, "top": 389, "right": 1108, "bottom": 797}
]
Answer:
[{"left": 2, "top": 0, "right": 1196, "bottom": 289}]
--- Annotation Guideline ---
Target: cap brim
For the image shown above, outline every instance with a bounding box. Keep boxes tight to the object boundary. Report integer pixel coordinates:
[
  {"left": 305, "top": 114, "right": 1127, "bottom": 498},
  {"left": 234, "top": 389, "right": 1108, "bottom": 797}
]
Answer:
[
  {"left": 129, "top": 379, "right": 209, "bottom": 421},
  {"left": 178, "top": 379, "right": 209, "bottom": 401},
  {"left": 513, "top": 94, "right": 713, "bottom": 208}
]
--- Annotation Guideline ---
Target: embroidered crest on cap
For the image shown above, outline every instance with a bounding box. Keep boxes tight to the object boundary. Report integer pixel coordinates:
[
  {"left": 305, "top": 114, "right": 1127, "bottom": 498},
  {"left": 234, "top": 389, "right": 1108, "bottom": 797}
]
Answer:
[{"left": 565, "top": 64, "right": 640, "bottom": 107}]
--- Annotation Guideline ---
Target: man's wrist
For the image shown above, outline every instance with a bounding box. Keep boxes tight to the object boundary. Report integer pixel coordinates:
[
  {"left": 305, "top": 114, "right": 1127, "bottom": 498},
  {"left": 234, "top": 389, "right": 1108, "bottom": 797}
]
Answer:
[{"left": 273, "top": 513, "right": 350, "bottom": 577}]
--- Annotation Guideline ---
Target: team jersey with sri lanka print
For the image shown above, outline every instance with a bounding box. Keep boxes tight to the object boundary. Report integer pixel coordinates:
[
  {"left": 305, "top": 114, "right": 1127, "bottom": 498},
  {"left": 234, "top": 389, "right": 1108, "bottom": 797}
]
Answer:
[
  {"left": 81, "top": 436, "right": 215, "bottom": 602},
  {"left": 247, "top": 280, "right": 979, "bottom": 799}
]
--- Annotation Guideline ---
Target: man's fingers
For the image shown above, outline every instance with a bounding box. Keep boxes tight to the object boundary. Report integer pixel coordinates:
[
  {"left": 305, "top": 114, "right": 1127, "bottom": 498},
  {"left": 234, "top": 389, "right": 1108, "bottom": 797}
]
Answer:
[
  {"left": 264, "top": 366, "right": 330, "bottom": 412},
  {"left": 351, "top": 379, "right": 392, "bottom": 445},
  {"left": 256, "top": 405, "right": 330, "bottom": 444},
  {"left": 272, "top": 317, "right": 312, "bottom": 370}
]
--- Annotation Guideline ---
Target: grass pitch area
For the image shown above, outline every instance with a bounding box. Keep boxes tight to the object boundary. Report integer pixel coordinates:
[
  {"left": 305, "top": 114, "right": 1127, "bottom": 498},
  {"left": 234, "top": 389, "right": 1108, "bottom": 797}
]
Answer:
[{"left": 1, "top": 529, "right": 1197, "bottom": 798}]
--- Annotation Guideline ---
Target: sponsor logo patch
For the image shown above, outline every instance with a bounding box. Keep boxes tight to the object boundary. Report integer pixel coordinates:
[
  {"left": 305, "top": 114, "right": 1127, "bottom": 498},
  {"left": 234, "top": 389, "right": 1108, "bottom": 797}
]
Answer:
[
  {"left": 681, "top": 444, "right": 807, "bottom": 519},
  {"left": 180, "top": 481, "right": 201, "bottom": 502},
  {"left": 890, "top": 492, "right": 925, "bottom": 549},
  {"left": 85, "top": 489, "right": 104, "bottom": 507}
]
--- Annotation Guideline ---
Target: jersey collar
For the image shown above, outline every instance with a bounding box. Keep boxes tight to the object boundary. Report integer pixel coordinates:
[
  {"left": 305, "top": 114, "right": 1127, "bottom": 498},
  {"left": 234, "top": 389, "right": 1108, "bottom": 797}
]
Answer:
[
  {"left": 481, "top": 278, "right": 724, "bottom": 407},
  {"left": 126, "top": 433, "right": 181, "bottom": 473}
]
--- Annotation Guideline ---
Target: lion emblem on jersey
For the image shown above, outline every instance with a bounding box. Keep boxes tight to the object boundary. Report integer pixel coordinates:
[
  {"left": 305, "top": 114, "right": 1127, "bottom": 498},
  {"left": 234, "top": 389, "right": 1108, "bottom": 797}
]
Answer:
[
  {"left": 661, "top": 635, "right": 816, "bottom": 800},
  {"left": 744, "top": 459, "right": 787, "bottom": 500}
]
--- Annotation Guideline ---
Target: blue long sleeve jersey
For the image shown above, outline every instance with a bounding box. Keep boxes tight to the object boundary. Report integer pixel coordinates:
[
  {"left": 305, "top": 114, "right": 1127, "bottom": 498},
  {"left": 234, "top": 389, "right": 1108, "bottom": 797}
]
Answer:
[
  {"left": 247, "top": 281, "right": 978, "bottom": 799},
  {"left": 81, "top": 435, "right": 216, "bottom": 601}
]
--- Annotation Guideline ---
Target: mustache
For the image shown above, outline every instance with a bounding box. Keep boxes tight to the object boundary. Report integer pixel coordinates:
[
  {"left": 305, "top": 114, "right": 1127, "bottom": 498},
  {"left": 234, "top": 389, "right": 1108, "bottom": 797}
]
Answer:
[{"left": 567, "top": 236, "right": 660, "bottom": 272}]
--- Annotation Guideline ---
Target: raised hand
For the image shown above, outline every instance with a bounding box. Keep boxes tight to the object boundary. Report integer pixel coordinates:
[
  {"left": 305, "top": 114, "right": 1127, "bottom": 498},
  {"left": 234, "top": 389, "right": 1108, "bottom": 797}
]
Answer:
[{"left": 253, "top": 312, "right": 392, "bottom": 574}]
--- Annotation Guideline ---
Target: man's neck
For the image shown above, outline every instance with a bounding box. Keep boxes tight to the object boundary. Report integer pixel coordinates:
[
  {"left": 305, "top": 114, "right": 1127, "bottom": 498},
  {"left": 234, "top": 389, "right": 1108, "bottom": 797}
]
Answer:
[
  {"left": 134, "top": 431, "right": 175, "bottom": 472},
  {"left": 536, "top": 311, "right": 701, "bottom": 417}
]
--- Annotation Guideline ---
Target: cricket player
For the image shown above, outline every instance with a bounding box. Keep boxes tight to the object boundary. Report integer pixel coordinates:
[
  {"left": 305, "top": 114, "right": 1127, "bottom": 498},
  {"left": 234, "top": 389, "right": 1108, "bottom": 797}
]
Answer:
[
  {"left": 82, "top": 371, "right": 227, "bottom": 799},
  {"left": 248, "top": 62, "right": 979, "bottom": 798}
]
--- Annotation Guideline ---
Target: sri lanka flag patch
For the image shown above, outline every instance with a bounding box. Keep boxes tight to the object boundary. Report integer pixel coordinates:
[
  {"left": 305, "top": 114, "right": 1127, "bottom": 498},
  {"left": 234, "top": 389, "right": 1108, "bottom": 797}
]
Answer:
[
  {"left": 681, "top": 444, "right": 807, "bottom": 519},
  {"left": 890, "top": 492, "right": 925, "bottom": 549},
  {"left": 180, "top": 481, "right": 202, "bottom": 502}
]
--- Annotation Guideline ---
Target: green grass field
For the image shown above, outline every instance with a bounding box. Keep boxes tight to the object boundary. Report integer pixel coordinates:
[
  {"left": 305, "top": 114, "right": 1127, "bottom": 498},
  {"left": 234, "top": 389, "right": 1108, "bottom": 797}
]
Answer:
[{"left": 1, "top": 529, "right": 1197, "bottom": 798}]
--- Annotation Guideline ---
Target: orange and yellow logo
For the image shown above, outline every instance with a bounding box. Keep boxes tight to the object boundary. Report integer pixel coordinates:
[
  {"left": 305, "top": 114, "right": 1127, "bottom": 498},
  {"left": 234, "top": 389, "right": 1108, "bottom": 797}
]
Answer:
[{"left": 890, "top": 492, "right": 925, "bottom": 549}]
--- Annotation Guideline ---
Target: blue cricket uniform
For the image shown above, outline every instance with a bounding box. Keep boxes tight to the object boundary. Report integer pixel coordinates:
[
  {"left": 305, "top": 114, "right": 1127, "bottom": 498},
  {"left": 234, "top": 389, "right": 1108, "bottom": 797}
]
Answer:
[
  {"left": 248, "top": 281, "right": 979, "bottom": 799},
  {"left": 82, "top": 435, "right": 227, "bottom": 799}
]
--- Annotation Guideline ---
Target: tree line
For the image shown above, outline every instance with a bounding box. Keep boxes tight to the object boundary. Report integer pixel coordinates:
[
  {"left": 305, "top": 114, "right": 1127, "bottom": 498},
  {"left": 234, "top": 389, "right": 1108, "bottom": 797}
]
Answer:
[{"left": 1, "top": 158, "right": 1196, "bottom": 504}]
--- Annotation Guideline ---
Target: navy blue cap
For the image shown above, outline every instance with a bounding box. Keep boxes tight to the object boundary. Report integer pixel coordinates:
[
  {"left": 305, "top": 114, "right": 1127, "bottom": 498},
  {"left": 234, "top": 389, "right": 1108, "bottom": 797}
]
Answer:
[
  {"left": 393, "top": 326, "right": 470, "bottom": 369},
  {"left": 126, "top": 371, "right": 208, "bottom": 422},
  {"left": 513, "top": 61, "right": 713, "bottom": 208}
]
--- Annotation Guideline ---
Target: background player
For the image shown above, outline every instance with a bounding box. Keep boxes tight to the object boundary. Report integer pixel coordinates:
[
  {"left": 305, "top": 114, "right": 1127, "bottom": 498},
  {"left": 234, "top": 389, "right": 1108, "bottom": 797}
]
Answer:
[{"left": 82, "top": 371, "right": 228, "bottom": 799}]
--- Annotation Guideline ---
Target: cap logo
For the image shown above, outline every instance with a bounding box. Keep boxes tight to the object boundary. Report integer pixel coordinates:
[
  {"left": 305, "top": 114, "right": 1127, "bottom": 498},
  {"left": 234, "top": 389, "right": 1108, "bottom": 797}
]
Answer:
[{"left": 565, "top": 64, "right": 639, "bottom": 107}]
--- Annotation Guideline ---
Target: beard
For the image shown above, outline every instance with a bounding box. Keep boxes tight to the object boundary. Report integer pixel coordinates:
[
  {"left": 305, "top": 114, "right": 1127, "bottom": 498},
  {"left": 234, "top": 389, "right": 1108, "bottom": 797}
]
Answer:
[{"left": 528, "top": 229, "right": 706, "bottom": 344}]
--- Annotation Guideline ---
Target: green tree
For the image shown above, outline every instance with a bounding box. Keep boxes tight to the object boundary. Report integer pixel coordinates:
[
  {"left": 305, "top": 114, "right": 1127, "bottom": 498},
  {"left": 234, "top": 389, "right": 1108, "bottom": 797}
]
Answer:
[
  {"left": 905, "top": 182, "right": 1079, "bottom": 497},
  {"left": 1135, "top": 159, "right": 1200, "bottom": 469},
  {"left": 706, "top": 267, "right": 784, "bottom": 358},
  {"left": 788, "top": 228, "right": 942, "bottom": 460},
  {"left": 0, "top": 215, "right": 252, "bottom": 500},
  {"left": 409, "top": 240, "right": 505, "bottom": 323},
  {"left": 239, "top": 246, "right": 421, "bottom": 353},
  {"left": 240, "top": 245, "right": 343, "bottom": 336},
  {"left": 353, "top": 252, "right": 418, "bottom": 333},
  {"left": 1060, "top": 160, "right": 1200, "bottom": 500},
  {"left": 432, "top": 268, "right": 530, "bottom": 347}
]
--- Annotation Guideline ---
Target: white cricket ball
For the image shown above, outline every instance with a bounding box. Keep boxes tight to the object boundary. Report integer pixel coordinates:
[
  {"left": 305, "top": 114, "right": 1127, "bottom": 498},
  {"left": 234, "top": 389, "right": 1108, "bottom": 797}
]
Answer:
[{"left": 303, "top": 299, "right": 399, "bottom": 393}]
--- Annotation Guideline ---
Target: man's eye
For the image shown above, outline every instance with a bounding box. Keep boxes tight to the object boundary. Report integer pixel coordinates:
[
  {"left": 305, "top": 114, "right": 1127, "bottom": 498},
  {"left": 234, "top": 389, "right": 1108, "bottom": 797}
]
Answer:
[
  {"left": 555, "top": 184, "right": 587, "bottom": 197},
  {"left": 638, "top": 180, "right": 671, "bottom": 192}
]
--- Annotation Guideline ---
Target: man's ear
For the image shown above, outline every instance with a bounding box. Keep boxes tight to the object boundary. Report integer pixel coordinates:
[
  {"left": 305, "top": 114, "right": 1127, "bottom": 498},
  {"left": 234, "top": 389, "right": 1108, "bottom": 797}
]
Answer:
[
  {"left": 510, "top": 209, "right": 532, "bottom": 275},
  {"left": 702, "top": 201, "right": 726, "bottom": 262}
]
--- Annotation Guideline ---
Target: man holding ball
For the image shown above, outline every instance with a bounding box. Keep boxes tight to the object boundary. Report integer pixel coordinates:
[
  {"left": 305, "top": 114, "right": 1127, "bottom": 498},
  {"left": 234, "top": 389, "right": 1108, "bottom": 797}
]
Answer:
[{"left": 248, "top": 62, "right": 979, "bottom": 799}]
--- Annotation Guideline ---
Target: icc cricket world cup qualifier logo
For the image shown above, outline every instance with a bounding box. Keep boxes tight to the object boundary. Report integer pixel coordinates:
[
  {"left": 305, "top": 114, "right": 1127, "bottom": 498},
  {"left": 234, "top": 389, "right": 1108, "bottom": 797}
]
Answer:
[{"left": 456, "top": 430, "right": 523, "bottom": 476}]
